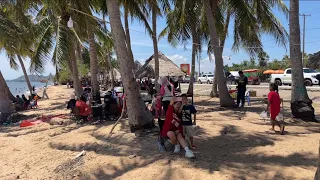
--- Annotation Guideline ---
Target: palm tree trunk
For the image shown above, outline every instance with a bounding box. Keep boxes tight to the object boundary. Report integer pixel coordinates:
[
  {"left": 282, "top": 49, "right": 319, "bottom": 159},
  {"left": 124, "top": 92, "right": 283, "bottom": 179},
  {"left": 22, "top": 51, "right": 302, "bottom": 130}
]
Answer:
[
  {"left": 108, "top": 52, "right": 115, "bottom": 88},
  {"left": 124, "top": 8, "right": 135, "bottom": 62},
  {"left": 289, "top": 0, "right": 315, "bottom": 121},
  {"left": 76, "top": 43, "right": 83, "bottom": 78},
  {"left": 88, "top": 32, "right": 100, "bottom": 101},
  {"left": 103, "top": 14, "right": 110, "bottom": 88},
  {"left": 152, "top": 6, "right": 160, "bottom": 92},
  {"left": 210, "top": 69, "right": 218, "bottom": 97},
  {"left": 0, "top": 70, "right": 15, "bottom": 122},
  {"left": 187, "top": 34, "right": 196, "bottom": 95},
  {"left": 204, "top": 0, "right": 234, "bottom": 107},
  {"left": 70, "top": 44, "right": 83, "bottom": 98},
  {"left": 211, "top": 8, "right": 231, "bottom": 98},
  {"left": 315, "top": 141, "right": 320, "bottom": 180},
  {"left": 17, "top": 55, "right": 33, "bottom": 94},
  {"left": 4, "top": 82, "right": 16, "bottom": 102},
  {"left": 104, "top": 55, "right": 110, "bottom": 87},
  {"left": 55, "top": 65, "right": 60, "bottom": 83},
  {"left": 106, "top": 0, "right": 153, "bottom": 131}
]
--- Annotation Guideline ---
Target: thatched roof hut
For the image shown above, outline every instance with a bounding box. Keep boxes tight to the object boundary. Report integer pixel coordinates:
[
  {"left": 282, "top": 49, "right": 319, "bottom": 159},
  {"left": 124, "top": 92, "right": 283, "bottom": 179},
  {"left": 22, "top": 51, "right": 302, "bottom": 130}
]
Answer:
[
  {"left": 109, "top": 69, "right": 121, "bottom": 80},
  {"left": 307, "top": 51, "right": 320, "bottom": 69},
  {"left": 136, "top": 52, "right": 186, "bottom": 78}
]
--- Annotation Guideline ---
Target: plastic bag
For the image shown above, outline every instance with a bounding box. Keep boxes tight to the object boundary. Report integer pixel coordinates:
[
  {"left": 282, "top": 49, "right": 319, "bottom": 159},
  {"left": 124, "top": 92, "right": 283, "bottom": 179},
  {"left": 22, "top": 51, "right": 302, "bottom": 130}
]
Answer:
[
  {"left": 260, "top": 111, "right": 268, "bottom": 119},
  {"left": 276, "top": 113, "right": 284, "bottom": 121}
]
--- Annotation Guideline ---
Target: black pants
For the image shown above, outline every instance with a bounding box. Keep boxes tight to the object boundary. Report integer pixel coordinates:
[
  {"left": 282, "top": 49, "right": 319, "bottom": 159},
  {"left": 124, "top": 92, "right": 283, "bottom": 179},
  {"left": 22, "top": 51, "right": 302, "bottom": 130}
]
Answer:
[
  {"left": 237, "top": 88, "right": 246, "bottom": 106},
  {"left": 158, "top": 100, "right": 170, "bottom": 132},
  {"left": 162, "top": 100, "right": 170, "bottom": 116}
]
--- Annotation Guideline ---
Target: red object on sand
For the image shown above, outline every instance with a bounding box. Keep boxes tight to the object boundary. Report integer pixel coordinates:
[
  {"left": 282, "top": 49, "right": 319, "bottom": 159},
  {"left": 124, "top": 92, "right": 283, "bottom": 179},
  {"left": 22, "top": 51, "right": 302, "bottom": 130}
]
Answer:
[
  {"left": 20, "top": 114, "right": 65, "bottom": 127},
  {"left": 20, "top": 120, "right": 43, "bottom": 127}
]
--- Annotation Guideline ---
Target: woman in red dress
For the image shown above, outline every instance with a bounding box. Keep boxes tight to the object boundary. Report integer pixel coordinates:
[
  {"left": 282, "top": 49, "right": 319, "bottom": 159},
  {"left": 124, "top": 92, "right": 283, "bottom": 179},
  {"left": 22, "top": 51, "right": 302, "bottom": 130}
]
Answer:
[
  {"left": 267, "top": 83, "right": 285, "bottom": 135},
  {"left": 161, "top": 97, "right": 195, "bottom": 158}
]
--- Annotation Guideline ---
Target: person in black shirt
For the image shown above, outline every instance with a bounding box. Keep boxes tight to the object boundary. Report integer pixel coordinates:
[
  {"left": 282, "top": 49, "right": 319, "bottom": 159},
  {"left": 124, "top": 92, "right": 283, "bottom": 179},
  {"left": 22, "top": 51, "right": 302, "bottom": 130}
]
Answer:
[
  {"left": 179, "top": 94, "right": 197, "bottom": 149},
  {"left": 237, "top": 71, "right": 248, "bottom": 107},
  {"left": 67, "top": 94, "right": 76, "bottom": 113}
]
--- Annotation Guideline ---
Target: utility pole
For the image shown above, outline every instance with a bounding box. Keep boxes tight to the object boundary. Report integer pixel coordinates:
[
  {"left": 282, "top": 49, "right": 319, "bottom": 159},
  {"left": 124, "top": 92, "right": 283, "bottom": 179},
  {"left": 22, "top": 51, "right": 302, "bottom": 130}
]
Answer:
[{"left": 300, "top": 14, "right": 311, "bottom": 67}]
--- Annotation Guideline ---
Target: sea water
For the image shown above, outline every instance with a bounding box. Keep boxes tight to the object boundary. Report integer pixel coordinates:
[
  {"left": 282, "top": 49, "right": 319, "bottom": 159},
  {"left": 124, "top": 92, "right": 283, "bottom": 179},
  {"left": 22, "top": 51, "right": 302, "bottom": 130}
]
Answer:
[{"left": 6, "top": 81, "right": 53, "bottom": 96}]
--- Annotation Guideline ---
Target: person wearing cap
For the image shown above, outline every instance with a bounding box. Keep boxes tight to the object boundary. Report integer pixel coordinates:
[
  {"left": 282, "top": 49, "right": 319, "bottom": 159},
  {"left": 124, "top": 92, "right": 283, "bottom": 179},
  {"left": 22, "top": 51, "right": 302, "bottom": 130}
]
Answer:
[
  {"left": 160, "top": 97, "right": 195, "bottom": 158},
  {"left": 237, "top": 71, "right": 248, "bottom": 107}
]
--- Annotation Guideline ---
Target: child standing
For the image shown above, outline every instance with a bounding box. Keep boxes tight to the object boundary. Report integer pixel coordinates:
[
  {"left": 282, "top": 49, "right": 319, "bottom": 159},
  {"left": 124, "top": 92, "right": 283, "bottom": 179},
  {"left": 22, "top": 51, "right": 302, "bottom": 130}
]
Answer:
[
  {"left": 267, "top": 83, "right": 285, "bottom": 135},
  {"left": 180, "top": 94, "right": 197, "bottom": 149}
]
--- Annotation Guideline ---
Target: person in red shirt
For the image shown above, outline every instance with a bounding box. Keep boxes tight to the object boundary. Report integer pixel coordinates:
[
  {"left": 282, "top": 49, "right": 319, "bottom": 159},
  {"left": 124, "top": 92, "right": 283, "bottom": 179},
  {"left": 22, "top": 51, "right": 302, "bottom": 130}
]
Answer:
[
  {"left": 76, "top": 95, "right": 92, "bottom": 117},
  {"left": 267, "top": 83, "right": 285, "bottom": 135},
  {"left": 161, "top": 97, "right": 195, "bottom": 158}
]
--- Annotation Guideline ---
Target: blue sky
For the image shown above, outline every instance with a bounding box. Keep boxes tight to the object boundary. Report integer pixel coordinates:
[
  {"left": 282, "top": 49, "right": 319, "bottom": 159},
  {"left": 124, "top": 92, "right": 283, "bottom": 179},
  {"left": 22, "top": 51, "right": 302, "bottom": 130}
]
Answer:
[{"left": 2, "top": 1, "right": 320, "bottom": 80}]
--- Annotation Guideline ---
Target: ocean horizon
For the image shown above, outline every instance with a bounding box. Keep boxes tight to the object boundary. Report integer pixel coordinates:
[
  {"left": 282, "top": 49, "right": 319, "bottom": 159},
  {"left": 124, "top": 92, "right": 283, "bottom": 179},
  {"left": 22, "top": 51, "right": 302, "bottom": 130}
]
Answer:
[{"left": 6, "top": 81, "right": 53, "bottom": 96}]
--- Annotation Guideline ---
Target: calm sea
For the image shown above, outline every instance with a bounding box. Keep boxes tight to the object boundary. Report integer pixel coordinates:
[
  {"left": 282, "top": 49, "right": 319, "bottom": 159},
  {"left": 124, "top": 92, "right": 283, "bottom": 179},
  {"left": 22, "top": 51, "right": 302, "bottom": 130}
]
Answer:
[{"left": 6, "top": 81, "right": 53, "bottom": 96}]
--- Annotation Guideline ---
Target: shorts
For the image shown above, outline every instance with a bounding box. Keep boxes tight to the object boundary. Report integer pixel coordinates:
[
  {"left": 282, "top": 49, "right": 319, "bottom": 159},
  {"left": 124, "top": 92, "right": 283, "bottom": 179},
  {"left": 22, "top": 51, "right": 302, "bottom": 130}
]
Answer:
[{"left": 183, "top": 126, "right": 195, "bottom": 137}]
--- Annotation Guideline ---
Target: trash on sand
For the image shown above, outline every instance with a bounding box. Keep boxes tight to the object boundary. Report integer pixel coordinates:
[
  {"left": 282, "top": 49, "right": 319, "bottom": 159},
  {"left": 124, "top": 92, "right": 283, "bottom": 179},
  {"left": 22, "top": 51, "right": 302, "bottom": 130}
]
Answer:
[{"left": 74, "top": 150, "right": 86, "bottom": 159}]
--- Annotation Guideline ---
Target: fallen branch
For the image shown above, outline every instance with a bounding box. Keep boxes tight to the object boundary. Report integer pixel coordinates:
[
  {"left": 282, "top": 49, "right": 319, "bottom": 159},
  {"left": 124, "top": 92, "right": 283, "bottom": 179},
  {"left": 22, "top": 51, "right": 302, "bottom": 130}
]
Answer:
[{"left": 109, "top": 98, "right": 127, "bottom": 135}]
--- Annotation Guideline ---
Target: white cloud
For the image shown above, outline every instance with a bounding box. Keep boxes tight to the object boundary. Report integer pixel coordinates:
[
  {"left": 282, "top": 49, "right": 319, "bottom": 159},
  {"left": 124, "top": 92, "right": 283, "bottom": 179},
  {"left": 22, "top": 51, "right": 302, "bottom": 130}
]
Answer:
[{"left": 167, "top": 54, "right": 187, "bottom": 65}]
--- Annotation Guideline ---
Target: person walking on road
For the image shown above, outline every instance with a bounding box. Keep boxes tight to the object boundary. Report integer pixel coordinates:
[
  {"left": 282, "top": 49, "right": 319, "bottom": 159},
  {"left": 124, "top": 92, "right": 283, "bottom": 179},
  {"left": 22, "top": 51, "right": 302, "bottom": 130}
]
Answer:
[{"left": 236, "top": 71, "right": 248, "bottom": 107}]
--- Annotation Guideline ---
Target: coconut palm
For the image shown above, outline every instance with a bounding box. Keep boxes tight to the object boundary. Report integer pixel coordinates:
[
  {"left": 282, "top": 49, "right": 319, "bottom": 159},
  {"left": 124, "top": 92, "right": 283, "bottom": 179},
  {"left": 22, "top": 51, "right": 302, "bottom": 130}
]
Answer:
[
  {"left": 0, "top": 71, "right": 15, "bottom": 122},
  {"left": 289, "top": 0, "right": 315, "bottom": 121},
  {"left": 204, "top": 0, "right": 288, "bottom": 107},
  {"left": 0, "top": 5, "right": 34, "bottom": 94},
  {"left": 160, "top": 0, "right": 205, "bottom": 96},
  {"left": 28, "top": 0, "right": 108, "bottom": 97},
  {"left": 106, "top": 0, "right": 154, "bottom": 131}
]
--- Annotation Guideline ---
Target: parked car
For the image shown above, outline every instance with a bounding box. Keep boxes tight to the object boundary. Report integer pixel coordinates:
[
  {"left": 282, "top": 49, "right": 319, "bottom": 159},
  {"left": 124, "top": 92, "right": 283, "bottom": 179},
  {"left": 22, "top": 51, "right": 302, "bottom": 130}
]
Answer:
[
  {"left": 270, "top": 68, "right": 320, "bottom": 86},
  {"left": 181, "top": 75, "right": 191, "bottom": 83},
  {"left": 226, "top": 71, "right": 240, "bottom": 85},
  {"left": 198, "top": 74, "right": 214, "bottom": 84}
]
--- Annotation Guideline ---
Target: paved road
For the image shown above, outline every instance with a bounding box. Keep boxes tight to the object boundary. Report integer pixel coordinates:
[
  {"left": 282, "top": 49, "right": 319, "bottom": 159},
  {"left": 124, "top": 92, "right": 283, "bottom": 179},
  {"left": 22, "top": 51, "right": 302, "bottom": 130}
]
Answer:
[
  {"left": 181, "top": 83, "right": 320, "bottom": 91},
  {"left": 180, "top": 83, "right": 320, "bottom": 99}
]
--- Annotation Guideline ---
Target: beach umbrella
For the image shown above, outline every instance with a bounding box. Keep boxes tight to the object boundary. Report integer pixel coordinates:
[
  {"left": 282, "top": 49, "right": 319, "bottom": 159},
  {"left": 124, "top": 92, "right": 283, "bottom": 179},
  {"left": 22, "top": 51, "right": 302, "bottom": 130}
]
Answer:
[
  {"left": 263, "top": 70, "right": 275, "bottom": 74},
  {"left": 274, "top": 70, "right": 285, "bottom": 74}
]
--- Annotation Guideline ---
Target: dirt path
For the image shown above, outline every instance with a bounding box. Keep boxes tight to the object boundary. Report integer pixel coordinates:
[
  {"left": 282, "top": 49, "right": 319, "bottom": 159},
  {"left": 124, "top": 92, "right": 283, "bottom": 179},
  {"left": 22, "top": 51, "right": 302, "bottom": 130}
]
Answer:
[{"left": 0, "top": 86, "right": 319, "bottom": 179}]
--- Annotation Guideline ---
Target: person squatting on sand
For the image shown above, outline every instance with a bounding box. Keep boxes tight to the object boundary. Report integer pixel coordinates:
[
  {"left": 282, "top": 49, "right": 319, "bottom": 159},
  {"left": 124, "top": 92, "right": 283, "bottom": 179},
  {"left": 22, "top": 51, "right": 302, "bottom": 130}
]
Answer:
[{"left": 161, "top": 97, "right": 195, "bottom": 158}]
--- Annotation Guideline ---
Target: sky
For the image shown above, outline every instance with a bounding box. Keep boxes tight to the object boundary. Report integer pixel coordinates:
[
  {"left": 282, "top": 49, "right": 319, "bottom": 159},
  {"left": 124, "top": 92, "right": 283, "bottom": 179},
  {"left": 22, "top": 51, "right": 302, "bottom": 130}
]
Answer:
[{"left": 2, "top": 1, "right": 320, "bottom": 80}]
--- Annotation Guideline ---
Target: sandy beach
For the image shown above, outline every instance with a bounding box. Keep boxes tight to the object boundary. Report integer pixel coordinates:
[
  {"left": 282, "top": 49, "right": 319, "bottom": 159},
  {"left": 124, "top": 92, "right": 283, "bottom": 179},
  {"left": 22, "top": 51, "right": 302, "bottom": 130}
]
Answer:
[{"left": 0, "top": 85, "right": 319, "bottom": 180}]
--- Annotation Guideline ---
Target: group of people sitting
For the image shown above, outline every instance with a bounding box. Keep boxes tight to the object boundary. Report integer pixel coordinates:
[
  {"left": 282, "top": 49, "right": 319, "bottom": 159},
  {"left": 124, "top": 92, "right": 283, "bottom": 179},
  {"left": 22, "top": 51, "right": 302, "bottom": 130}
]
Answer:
[
  {"left": 15, "top": 94, "right": 39, "bottom": 110},
  {"left": 66, "top": 86, "right": 123, "bottom": 122}
]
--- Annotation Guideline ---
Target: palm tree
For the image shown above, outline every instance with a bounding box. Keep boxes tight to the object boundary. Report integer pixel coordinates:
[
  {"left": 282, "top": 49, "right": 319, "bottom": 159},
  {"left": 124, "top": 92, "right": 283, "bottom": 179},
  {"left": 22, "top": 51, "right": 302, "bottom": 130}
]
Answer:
[
  {"left": 145, "top": 0, "right": 170, "bottom": 91},
  {"left": 0, "top": 6, "right": 34, "bottom": 94},
  {"left": 204, "top": 0, "right": 288, "bottom": 107},
  {"left": 28, "top": 1, "right": 101, "bottom": 97},
  {"left": 0, "top": 70, "right": 15, "bottom": 122},
  {"left": 289, "top": 0, "right": 315, "bottom": 121},
  {"left": 160, "top": 0, "right": 204, "bottom": 96},
  {"left": 210, "top": 8, "right": 232, "bottom": 98},
  {"left": 106, "top": 0, "right": 153, "bottom": 131},
  {"left": 316, "top": 142, "right": 320, "bottom": 180}
]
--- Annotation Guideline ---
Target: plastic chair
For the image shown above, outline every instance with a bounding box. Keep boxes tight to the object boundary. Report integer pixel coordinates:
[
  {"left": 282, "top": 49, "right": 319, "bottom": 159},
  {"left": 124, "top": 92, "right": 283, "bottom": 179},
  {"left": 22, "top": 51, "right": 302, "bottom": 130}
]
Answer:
[{"left": 245, "top": 90, "right": 251, "bottom": 106}]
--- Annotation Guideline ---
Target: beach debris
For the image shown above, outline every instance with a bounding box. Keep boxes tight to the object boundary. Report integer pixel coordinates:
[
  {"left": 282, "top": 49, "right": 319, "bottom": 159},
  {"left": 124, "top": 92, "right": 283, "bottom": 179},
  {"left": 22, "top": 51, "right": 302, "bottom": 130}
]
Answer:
[
  {"left": 75, "top": 150, "right": 86, "bottom": 159},
  {"left": 54, "top": 151, "right": 86, "bottom": 176},
  {"left": 129, "top": 154, "right": 137, "bottom": 159}
]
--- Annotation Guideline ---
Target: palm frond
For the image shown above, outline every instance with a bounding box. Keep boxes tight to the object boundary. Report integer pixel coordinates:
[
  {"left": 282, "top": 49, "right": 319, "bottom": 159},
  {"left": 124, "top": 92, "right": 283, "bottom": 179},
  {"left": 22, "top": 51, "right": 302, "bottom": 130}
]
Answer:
[
  {"left": 30, "top": 17, "right": 54, "bottom": 74},
  {"left": 7, "top": 54, "right": 19, "bottom": 70}
]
